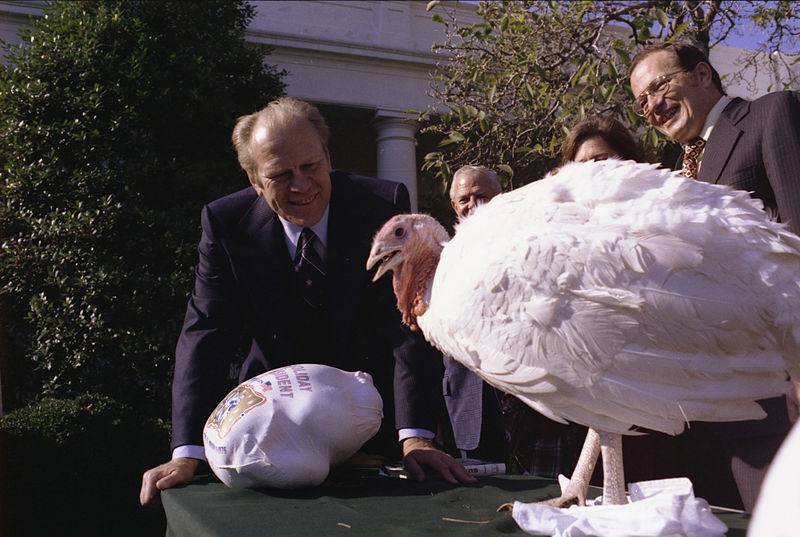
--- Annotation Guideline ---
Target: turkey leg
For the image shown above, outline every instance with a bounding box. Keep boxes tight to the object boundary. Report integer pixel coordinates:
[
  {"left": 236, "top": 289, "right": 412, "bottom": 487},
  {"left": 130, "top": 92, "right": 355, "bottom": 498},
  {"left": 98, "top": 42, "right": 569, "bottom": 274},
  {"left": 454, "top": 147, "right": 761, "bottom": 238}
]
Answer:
[
  {"left": 542, "top": 427, "right": 601, "bottom": 507},
  {"left": 598, "top": 430, "right": 627, "bottom": 505}
]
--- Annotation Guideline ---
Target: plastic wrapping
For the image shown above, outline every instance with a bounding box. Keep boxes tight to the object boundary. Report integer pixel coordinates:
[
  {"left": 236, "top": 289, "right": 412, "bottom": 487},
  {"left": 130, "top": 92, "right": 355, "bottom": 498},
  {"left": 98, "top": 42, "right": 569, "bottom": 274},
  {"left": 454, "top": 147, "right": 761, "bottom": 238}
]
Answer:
[{"left": 203, "top": 363, "right": 383, "bottom": 489}]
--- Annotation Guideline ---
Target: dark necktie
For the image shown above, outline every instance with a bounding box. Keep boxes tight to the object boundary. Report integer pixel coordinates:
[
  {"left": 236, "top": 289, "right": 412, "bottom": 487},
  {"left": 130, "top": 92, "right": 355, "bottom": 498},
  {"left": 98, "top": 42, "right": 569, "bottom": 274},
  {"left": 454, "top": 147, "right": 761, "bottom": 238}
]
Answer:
[
  {"left": 294, "top": 227, "right": 326, "bottom": 310},
  {"left": 681, "top": 136, "right": 706, "bottom": 180}
]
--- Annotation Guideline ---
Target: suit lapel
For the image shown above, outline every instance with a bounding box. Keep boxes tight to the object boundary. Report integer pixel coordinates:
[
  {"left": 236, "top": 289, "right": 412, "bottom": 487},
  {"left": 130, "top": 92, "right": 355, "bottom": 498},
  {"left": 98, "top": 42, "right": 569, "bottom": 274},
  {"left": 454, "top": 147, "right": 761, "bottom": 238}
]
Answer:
[
  {"left": 237, "top": 175, "right": 371, "bottom": 357},
  {"left": 699, "top": 98, "right": 749, "bottom": 184},
  {"left": 238, "top": 195, "right": 294, "bottom": 341}
]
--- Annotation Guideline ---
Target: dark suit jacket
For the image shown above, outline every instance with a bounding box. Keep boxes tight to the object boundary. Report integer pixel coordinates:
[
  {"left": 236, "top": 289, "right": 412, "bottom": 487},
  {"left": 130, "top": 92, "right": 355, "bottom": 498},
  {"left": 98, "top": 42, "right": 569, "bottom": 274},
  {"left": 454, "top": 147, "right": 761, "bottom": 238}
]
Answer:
[
  {"left": 699, "top": 91, "right": 800, "bottom": 235},
  {"left": 170, "top": 171, "right": 444, "bottom": 458},
  {"left": 677, "top": 91, "right": 800, "bottom": 509}
]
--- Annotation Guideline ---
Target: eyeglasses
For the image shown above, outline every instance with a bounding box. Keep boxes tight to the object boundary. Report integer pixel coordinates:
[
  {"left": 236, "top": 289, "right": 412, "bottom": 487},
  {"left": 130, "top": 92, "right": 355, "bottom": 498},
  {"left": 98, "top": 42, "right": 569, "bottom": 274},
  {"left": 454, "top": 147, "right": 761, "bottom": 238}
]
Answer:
[{"left": 632, "top": 68, "right": 691, "bottom": 116}]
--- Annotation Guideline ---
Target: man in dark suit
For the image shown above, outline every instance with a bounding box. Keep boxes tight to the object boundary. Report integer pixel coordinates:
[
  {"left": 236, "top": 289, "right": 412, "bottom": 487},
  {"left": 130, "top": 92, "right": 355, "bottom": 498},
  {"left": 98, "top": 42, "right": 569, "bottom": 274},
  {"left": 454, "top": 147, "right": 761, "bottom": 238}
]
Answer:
[
  {"left": 629, "top": 41, "right": 800, "bottom": 510},
  {"left": 140, "top": 97, "right": 473, "bottom": 506}
]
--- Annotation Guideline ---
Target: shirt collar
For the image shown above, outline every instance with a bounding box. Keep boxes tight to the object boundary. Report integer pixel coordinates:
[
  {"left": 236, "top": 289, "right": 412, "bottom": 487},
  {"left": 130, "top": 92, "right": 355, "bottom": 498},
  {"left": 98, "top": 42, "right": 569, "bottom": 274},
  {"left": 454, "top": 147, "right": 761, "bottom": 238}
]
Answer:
[
  {"left": 278, "top": 205, "right": 330, "bottom": 259},
  {"left": 698, "top": 95, "right": 731, "bottom": 143}
]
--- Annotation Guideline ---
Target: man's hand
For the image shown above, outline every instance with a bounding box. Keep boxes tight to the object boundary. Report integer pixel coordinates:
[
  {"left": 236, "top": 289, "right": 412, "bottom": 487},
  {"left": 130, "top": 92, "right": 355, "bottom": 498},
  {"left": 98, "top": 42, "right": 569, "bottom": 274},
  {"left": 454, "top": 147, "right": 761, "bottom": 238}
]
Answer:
[
  {"left": 401, "top": 436, "right": 477, "bottom": 485},
  {"left": 140, "top": 457, "right": 200, "bottom": 506}
]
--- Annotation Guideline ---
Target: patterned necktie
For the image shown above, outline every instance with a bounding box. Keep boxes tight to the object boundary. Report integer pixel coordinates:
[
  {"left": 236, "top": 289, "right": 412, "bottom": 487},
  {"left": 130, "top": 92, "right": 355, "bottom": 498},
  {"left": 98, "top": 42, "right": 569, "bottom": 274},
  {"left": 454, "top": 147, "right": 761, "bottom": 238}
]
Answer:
[
  {"left": 294, "top": 227, "right": 326, "bottom": 310},
  {"left": 681, "top": 137, "right": 706, "bottom": 180}
]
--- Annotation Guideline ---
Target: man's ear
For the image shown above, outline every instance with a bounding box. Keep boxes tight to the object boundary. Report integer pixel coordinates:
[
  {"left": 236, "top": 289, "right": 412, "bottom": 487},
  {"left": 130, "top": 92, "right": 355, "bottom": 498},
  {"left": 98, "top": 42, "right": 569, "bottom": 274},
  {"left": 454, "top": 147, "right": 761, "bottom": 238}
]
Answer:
[
  {"left": 694, "top": 61, "right": 714, "bottom": 88},
  {"left": 247, "top": 173, "right": 264, "bottom": 197}
]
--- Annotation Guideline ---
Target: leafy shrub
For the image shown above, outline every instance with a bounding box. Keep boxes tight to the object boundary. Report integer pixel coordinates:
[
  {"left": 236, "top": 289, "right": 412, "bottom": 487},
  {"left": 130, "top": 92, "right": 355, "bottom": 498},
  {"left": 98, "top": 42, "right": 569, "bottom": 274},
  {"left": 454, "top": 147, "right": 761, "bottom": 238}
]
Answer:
[
  {"left": 0, "top": 394, "right": 170, "bottom": 536},
  {"left": 0, "top": 0, "right": 285, "bottom": 414}
]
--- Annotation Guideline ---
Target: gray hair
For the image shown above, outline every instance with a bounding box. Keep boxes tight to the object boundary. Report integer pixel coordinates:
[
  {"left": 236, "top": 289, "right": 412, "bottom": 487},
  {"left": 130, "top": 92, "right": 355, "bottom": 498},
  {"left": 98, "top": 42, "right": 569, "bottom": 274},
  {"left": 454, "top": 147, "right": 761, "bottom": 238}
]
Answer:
[
  {"left": 232, "top": 97, "right": 331, "bottom": 176},
  {"left": 449, "top": 165, "right": 501, "bottom": 199}
]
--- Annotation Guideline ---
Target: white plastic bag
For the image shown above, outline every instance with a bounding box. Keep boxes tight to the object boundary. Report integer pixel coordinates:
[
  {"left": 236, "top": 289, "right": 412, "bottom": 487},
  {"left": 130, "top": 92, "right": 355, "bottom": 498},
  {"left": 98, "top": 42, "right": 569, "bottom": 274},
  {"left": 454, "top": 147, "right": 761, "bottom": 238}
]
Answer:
[
  {"left": 203, "top": 363, "right": 383, "bottom": 489},
  {"left": 512, "top": 477, "right": 727, "bottom": 537}
]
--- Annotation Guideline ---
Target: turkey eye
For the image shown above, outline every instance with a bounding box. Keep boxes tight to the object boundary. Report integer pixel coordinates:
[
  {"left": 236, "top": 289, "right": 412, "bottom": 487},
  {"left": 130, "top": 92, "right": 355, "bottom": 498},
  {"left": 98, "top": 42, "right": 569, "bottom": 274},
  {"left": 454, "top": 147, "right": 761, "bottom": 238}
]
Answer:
[{"left": 394, "top": 227, "right": 404, "bottom": 237}]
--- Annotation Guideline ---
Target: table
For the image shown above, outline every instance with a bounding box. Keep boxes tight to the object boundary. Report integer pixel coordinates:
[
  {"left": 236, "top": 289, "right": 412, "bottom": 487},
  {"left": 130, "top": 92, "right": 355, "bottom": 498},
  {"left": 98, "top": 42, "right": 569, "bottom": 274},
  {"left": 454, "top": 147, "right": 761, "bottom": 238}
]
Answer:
[{"left": 163, "top": 469, "right": 750, "bottom": 536}]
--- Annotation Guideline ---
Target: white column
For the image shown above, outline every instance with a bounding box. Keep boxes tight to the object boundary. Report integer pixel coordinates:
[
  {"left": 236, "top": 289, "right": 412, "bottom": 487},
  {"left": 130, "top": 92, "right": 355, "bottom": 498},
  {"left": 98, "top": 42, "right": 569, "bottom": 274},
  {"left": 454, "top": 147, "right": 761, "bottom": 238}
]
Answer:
[{"left": 373, "top": 111, "right": 419, "bottom": 211}]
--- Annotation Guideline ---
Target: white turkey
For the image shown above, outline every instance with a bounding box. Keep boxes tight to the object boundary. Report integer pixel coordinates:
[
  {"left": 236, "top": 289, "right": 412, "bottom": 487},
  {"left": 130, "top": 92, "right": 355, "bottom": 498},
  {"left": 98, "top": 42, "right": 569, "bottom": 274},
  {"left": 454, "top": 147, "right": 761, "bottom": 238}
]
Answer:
[{"left": 367, "top": 159, "right": 800, "bottom": 506}]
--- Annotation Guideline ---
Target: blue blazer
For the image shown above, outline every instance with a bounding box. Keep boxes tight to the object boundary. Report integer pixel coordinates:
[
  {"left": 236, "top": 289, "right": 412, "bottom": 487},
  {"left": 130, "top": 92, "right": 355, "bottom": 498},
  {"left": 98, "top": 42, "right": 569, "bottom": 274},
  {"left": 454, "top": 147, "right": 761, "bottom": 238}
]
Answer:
[{"left": 170, "top": 171, "right": 444, "bottom": 456}]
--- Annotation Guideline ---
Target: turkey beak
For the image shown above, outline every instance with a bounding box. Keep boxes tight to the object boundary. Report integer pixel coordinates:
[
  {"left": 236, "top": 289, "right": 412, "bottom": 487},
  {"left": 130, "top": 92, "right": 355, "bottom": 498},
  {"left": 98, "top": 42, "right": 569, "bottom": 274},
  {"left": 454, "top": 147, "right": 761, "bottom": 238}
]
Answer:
[{"left": 366, "top": 244, "right": 400, "bottom": 282}]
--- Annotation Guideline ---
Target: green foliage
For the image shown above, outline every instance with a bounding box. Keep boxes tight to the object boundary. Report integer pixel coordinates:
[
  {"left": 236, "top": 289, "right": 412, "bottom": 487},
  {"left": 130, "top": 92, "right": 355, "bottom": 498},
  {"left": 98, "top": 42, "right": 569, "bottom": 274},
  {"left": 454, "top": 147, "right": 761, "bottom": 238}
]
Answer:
[
  {"left": 420, "top": 0, "right": 798, "bottom": 194},
  {"left": 0, "top": 1, "right": 285, "bottom": 414},
  {"left": 0, "top": 394, "right": 170, "bottom": 536},
  {"left": 0, "top": 393, "right": 168, "bottom": 448},
  {"left": 746, "top": 1, "right": 800, "bottom": 91},
  {"left": 421, "top": 0, "right": 659, "bottom": 190}
]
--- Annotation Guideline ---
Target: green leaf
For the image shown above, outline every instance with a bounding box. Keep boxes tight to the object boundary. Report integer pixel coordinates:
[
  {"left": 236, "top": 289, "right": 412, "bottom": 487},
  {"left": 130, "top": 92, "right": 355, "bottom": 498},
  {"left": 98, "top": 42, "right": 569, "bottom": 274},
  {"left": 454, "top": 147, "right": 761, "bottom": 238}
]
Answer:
[
  {"left": 439, "top": 131, "right": 465, "bottom": 147},
  {"left": 614, "top": 47, "right": 631, "bottom": 65},
  {"left": 524, "top": 82, "right": 535, "bottom": 101},
  {"left": 607, "top": 60, "right": 618, "bottom": 79},
  {"left": 645, "top": 127, "right": 660, "bottom": 148},
  {"left": 667, "top": 21, "right": 691, "bottom": 41},
  {"left": 431, "top": 13, "right": 444, "bottom": 24},
  {"left": 497, "top": 164, "right": 513, "bottom": 176},
  {"left": 654, "top": 8, "right": 669, "bottom": 29}
]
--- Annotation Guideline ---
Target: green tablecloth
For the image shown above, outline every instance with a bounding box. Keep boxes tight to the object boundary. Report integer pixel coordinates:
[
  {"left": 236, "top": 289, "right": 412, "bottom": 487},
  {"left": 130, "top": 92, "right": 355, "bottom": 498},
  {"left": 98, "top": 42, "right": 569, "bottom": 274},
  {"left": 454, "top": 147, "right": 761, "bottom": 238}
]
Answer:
[{"left": 162, "top": 471, "right": 750, "bottom": 537}]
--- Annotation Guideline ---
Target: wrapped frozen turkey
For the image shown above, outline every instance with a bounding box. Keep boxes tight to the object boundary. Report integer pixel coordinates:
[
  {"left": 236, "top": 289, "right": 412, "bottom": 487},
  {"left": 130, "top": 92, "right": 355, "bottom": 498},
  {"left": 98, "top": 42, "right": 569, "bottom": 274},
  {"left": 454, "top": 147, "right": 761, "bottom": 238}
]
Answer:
[{"left": 203, "top": 363, "right": 383, "bottom": 489}]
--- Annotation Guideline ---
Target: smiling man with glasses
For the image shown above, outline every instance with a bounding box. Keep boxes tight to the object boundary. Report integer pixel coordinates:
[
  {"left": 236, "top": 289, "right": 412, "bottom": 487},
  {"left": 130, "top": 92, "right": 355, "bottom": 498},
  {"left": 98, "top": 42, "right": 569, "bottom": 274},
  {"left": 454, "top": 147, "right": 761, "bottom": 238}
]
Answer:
[
  {"left": 629, "top": 41, "right": 800, "bottom": 513},
  {"left": 632, "top": 67, "right": 690, "bottom": 117},
  {"left": 629, "top": 41, "right": 800, "bottom": 233}
]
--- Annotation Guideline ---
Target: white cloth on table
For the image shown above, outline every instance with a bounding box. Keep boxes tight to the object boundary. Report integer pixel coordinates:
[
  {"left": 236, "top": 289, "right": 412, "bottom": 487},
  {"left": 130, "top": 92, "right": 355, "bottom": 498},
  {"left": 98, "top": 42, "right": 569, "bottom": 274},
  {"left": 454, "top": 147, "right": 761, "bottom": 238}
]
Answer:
[{"left": 512, "top": 477, "right": 727, "bottom": 537}]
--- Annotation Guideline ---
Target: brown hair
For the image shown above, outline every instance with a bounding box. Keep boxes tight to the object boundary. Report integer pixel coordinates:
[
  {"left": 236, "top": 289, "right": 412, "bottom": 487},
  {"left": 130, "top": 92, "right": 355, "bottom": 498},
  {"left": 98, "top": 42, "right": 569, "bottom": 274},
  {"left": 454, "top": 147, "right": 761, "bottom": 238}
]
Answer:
[
  {"left": 561, "top": 117, "right": 642, "bottom": 164},
  {"left": 629, "top": 41, "right": 724, "bottom": 94}
]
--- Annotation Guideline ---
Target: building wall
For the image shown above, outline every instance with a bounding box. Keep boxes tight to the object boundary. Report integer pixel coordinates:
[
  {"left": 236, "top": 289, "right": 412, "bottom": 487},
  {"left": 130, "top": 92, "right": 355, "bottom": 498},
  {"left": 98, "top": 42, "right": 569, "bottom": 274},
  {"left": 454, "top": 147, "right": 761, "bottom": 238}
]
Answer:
[
  {"left": 247, "top": 1, "right": 451, "bottom": 112},
  {"left": 711, "top": 44, "right": 800, "bottom": 99},
  {"left": 240, "top": 1, "right": 483, "bottom": 208},
  {"left": 0, "top": 0, "right": 42, "bottom": 53},
  {"left": 1, "top": 1, "right": 797, "bottom": 205}
]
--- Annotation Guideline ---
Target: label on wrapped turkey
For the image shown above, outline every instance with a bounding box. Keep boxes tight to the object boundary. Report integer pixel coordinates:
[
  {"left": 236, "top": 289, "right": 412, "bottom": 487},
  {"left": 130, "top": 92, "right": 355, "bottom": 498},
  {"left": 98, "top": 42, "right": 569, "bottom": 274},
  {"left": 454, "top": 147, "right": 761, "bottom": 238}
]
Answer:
[{"left": 203, "top": 363, "right": 383, "bottom": 489}]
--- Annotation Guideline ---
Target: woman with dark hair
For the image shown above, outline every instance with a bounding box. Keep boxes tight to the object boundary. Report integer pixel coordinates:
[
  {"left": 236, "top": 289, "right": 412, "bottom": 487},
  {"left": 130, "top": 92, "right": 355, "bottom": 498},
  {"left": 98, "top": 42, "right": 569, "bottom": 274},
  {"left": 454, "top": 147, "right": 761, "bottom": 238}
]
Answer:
[{"left": 561, "top": 116, "right": 642, "bottom": 164}]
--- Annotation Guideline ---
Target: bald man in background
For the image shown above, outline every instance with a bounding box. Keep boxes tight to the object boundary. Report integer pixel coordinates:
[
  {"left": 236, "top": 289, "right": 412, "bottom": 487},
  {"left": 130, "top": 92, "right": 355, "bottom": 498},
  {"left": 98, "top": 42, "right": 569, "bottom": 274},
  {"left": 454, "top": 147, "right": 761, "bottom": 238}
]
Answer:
[
  {"left": 445, "top": 166, "right": 589, "bottom": 478},
  {"left": 443, "top": 166, "right": 508, "bottom": 463}
]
